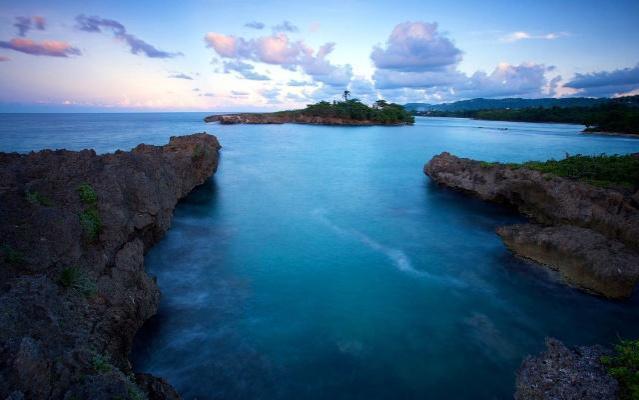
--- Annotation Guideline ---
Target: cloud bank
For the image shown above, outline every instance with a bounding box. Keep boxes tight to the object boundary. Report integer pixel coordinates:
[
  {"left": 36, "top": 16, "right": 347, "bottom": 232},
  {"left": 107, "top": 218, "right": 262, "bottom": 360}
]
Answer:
[
  {"left": 371, "top": 21, "right": 554, "bottom": 100},
  {"left": 564, "top": 64, "right": 639, "bottom": 96}
]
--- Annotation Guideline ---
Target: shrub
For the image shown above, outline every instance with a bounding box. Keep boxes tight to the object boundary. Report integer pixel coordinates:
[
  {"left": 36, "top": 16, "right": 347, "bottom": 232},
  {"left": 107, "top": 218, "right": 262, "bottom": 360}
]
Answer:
[
  {"left": 1, "top": 244, "right": 25, "bottom": 265},
  {"left": 601, "top": 338, "right": 639, "bottom": 400},
  {"left": 479, "top": 161, "right": 496, "bottom": 168},
  {"left": 58, "top": 266, "right": 96, "bottom": 296},
  {"left": 91, "top": 353, "right": 113, "bottom": 374},
  {"left": 79, "top": 209, "right": 102, "bottom": 241},
  {"left": 25, "top": 190, "right": 53, "bottom": 207},
  {"left": 77, "top": 183, "right": 98, "bottom": 205},
  {"left": 515, "top": 154, "right": 639, "bottom": 189},
  {"left": 128, "top": 386, "right": 146, "bottom": 400}
]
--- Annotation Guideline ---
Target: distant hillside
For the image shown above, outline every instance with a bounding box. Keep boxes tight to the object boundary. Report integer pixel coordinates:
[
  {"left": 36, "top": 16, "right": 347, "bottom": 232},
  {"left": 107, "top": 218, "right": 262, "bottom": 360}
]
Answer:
[
  {"left": 404, "top": 97, "right": 629, "bottom": 112},
  {"left": 410, "top": 96, "right": 639, "bottom": 135}
]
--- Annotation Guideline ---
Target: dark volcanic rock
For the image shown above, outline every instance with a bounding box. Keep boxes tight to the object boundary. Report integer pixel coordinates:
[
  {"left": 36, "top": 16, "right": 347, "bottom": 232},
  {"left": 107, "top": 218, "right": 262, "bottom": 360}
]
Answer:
[
  {"left": 204, "top": 113, "right": 411, "bottom": 125},
  {"left": 424, "top": 152, "right": 639, "bottom": 298},
  {"left": 0, "top": 133, "right": 221, "bottom": 399},
  {"left": 497, "top": 224, "right": 639, "bottom": 298},
  {"left": 515, "top": 338, "right": 618, "bottom": 400}
]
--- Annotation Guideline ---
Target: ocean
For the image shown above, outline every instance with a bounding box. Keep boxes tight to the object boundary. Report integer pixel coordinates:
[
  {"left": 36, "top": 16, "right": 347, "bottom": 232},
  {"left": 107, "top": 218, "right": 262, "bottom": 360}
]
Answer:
[{"left": 2, "top": 113, "right": 639, "bottom": 399}]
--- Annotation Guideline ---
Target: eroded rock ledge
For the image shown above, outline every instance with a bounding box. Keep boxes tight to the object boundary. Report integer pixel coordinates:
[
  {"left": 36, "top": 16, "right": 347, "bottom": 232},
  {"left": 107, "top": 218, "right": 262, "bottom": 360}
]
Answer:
[
  {"left": 424, "top": 152, "right": 639, "bottom": 298},
  {"left": 0, "top": 133, "right": 221, "bottom": 399},
  {"left": 204, "top": 113, "right": 410, "bottom": 125}
]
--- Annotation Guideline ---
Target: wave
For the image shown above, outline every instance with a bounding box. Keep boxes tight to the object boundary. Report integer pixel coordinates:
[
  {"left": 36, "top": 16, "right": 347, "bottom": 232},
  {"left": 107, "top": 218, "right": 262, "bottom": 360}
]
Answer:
[{"left": 311, "top": 208, "right": 462, "bottom": 285}]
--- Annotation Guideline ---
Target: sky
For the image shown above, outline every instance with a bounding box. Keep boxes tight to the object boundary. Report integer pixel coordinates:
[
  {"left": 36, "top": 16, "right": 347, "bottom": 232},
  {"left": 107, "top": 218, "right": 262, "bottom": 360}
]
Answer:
[{"left": 0, "top": 0, "right": 638, "bottom": 112}]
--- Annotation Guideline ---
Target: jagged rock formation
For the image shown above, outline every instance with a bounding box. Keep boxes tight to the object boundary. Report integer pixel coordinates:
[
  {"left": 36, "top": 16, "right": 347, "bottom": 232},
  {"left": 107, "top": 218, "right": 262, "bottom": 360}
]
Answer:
[
  {"left": 0, "top": 133, "right": 221, "bottom": 399},
  {"left": 424, "top": 152, "right": 639, "bottom": 298},
  {"left": 204, "top": 113, "right": 410, "bottom": 125},
  {"left": 515, "top": 338, "right": 618, "bottom": 400}
]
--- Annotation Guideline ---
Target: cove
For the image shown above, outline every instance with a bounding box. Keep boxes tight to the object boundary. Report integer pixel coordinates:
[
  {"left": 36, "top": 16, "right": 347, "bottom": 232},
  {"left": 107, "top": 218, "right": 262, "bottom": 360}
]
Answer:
[
  {"left": 130, "top": 117, "right": 639, "bottom": 399},
  {"left": 2, "top": 113, "right": 638, "bottom": 399}
]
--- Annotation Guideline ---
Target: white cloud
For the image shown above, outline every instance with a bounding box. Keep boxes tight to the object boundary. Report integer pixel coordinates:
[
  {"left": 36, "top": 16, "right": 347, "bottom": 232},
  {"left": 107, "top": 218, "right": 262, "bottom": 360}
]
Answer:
[{"left": 501, "top": 31, "right": 569, "bottom": 43}]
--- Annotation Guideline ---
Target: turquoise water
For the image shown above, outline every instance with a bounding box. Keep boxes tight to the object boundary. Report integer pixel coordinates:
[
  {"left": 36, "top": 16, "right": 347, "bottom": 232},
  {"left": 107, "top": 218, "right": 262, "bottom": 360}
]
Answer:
[{"left": 2, "top": 113, "right": 639, "bottom": 399}]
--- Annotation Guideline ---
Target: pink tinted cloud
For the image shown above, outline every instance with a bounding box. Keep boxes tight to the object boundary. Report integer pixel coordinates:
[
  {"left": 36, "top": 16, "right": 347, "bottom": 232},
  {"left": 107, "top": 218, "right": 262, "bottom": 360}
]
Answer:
[
  {"left": 205, "top": 33, "right": 241, "bottom": 57},
  {"left": 204, "top": 31, "right": 352, "bottom": 86},
  {"left": 0, "top": 38, "right": 81, "bottom": 57}
]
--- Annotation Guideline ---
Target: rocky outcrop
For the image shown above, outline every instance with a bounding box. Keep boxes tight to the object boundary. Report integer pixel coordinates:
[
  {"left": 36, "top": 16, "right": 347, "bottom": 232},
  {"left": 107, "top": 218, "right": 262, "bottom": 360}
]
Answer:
[
  {"left": 0, "top": 133, "right": 221, "bottom": 399},
  {"left": 515, "top": 338, "right": 618, "bottom": 399},
  {"left": 497, "top": 224, "right": 639, "bottom": 298},
  {"left": 424, "top": 152, "right": 639, "bottom": 298},
  {"left": 204, "top": 113, "right": 411, "bottom": 125}
]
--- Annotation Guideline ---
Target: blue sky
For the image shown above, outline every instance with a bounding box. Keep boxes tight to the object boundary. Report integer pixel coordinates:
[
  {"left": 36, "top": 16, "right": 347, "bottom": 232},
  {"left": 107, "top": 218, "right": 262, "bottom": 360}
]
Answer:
[{"left": 0, "top": 0, "right": 638, "bottom": 111}]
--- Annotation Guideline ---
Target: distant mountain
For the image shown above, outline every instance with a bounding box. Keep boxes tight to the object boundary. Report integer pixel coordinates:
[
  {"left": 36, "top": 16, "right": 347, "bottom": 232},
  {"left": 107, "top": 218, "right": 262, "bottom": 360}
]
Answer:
[{"left": 404, "top": 97, "right": 614, "bottom": 112}]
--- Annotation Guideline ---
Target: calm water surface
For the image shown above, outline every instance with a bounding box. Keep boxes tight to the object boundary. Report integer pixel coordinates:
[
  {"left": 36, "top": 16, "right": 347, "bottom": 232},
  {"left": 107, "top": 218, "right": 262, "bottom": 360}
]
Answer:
[{"left": 2, "top": 113, "right": 639, "bottom": 399}]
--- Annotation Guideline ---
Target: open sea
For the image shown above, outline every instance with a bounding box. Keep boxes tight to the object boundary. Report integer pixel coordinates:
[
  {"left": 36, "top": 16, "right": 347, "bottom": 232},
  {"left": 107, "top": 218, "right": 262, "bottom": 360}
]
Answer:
[{"left": 2, "top": 113, "right": 639, "bottom": 399}]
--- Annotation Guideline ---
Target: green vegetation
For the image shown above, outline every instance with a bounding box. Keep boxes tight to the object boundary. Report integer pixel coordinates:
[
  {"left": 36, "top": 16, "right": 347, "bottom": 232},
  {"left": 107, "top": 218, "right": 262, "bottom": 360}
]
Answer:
[
  {"left": 91, "top": 353, "right": 113, "bottom": 374},
  {"left": 192, "top": 143, "right": 206, "bottom": 161},
  {"left": 514, "top": 153, "right": 639, "bottom": 189},
  {"left": 601, "top": 338, "right": 639, "bottom": 400},
  {"left": 127, "top": 386, "right": 146, "bottom": 400},
  {"left": 25, "top": 190, "right": 53, "bottom": 207},
  {"left": 80, "top": 209, "right": 102, "bottom": 241},
  {"left": 1, "top": 244, "right": 25, "bottom": 265},
  {"left": 58, "top": 266, "right": 96, "bottom": 296},
  {"left": 416, "top": 95, "right": 639, "bottom": 135},
  {"left": 77, "top": 183, "right": 98, "bottom": 205},
  {"left": 276, "top": 98, "right": 415, "bottom": 124},
  {"left": 77, "top": 183, "right": 102, "bottom": 242}
]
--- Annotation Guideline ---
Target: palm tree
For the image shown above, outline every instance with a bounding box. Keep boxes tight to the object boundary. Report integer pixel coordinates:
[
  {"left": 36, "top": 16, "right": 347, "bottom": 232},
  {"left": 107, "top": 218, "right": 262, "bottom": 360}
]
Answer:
[{"left": 343, "top": 90, "right": 350, "bottom": 101}]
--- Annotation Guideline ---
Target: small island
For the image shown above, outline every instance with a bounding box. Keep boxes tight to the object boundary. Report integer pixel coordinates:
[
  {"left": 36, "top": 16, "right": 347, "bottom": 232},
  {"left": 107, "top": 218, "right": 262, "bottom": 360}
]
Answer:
[
  {"left": 205, "top": 92, "right": 415, "bottom": 126},
  {"left": 414, "top": 95, "right": 639, "bottom": 136}
]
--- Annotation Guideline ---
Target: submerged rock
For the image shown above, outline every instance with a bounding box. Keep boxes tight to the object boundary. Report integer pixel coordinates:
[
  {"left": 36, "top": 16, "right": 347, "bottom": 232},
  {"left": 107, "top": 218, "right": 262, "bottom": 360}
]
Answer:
[
  {"left": 0, "top": 133, "right": 221, "bottom": 399},
  {"left": 424, "top": 151, "right": 639, "bottom": 298},
  {"left": 515, "top": 338, "right": 618, "bottom": 400}
]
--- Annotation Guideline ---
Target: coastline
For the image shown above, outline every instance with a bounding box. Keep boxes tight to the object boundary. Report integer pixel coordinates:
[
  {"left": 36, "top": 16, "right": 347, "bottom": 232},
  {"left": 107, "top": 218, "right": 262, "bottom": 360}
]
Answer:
[
  {"left": 424, "top": 151, "right": 639, "bottom": 298},
  {"left": 0, "top": 133, "right": 221, "bottom": 399}
]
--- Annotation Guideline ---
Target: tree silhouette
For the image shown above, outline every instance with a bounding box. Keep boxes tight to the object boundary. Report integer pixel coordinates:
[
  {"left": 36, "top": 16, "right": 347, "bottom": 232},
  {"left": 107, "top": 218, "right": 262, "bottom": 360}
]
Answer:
[{"left": 343, "top": 90, "right": 350, "bottom": 101}]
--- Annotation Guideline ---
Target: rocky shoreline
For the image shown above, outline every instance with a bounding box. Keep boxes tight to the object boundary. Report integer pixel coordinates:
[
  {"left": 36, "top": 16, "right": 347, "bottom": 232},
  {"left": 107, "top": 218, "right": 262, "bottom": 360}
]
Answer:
[
  {"left": 515, "top": 338, "right": 618, "bottom": 399},
  {"left": 0, "top": 133, "right": 221, "bottom": 399},
  {"left": 424, "top": 151, "right": 639, "bottom": 399},
  {"left": 204, "top": 113, "right": 411, "bottom": 126},
  {"left": 424, "top": 152, "right": 639, "bottom": 299}
]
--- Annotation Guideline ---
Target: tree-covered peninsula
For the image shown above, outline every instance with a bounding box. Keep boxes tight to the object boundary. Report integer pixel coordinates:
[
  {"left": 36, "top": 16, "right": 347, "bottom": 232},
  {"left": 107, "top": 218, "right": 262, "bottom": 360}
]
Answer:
[
  {"left": 415, "top": 95, "right": 639, "bottom": 135},
  {"left": 205, "top": 92, "right": 415, "bottom": 125}
]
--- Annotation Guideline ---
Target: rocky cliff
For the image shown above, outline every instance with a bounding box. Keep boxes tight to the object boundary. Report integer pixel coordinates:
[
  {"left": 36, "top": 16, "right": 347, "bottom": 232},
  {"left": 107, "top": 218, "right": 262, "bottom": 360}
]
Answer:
[
  {"left": 424, "top": 152, "right": 639, "bottom": 298},
  {"left": 204, "top": 113, "right": 410, "bottom": 125},
  {"left": 0, "top": 133, "right": 221, "bottom": 399}
]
